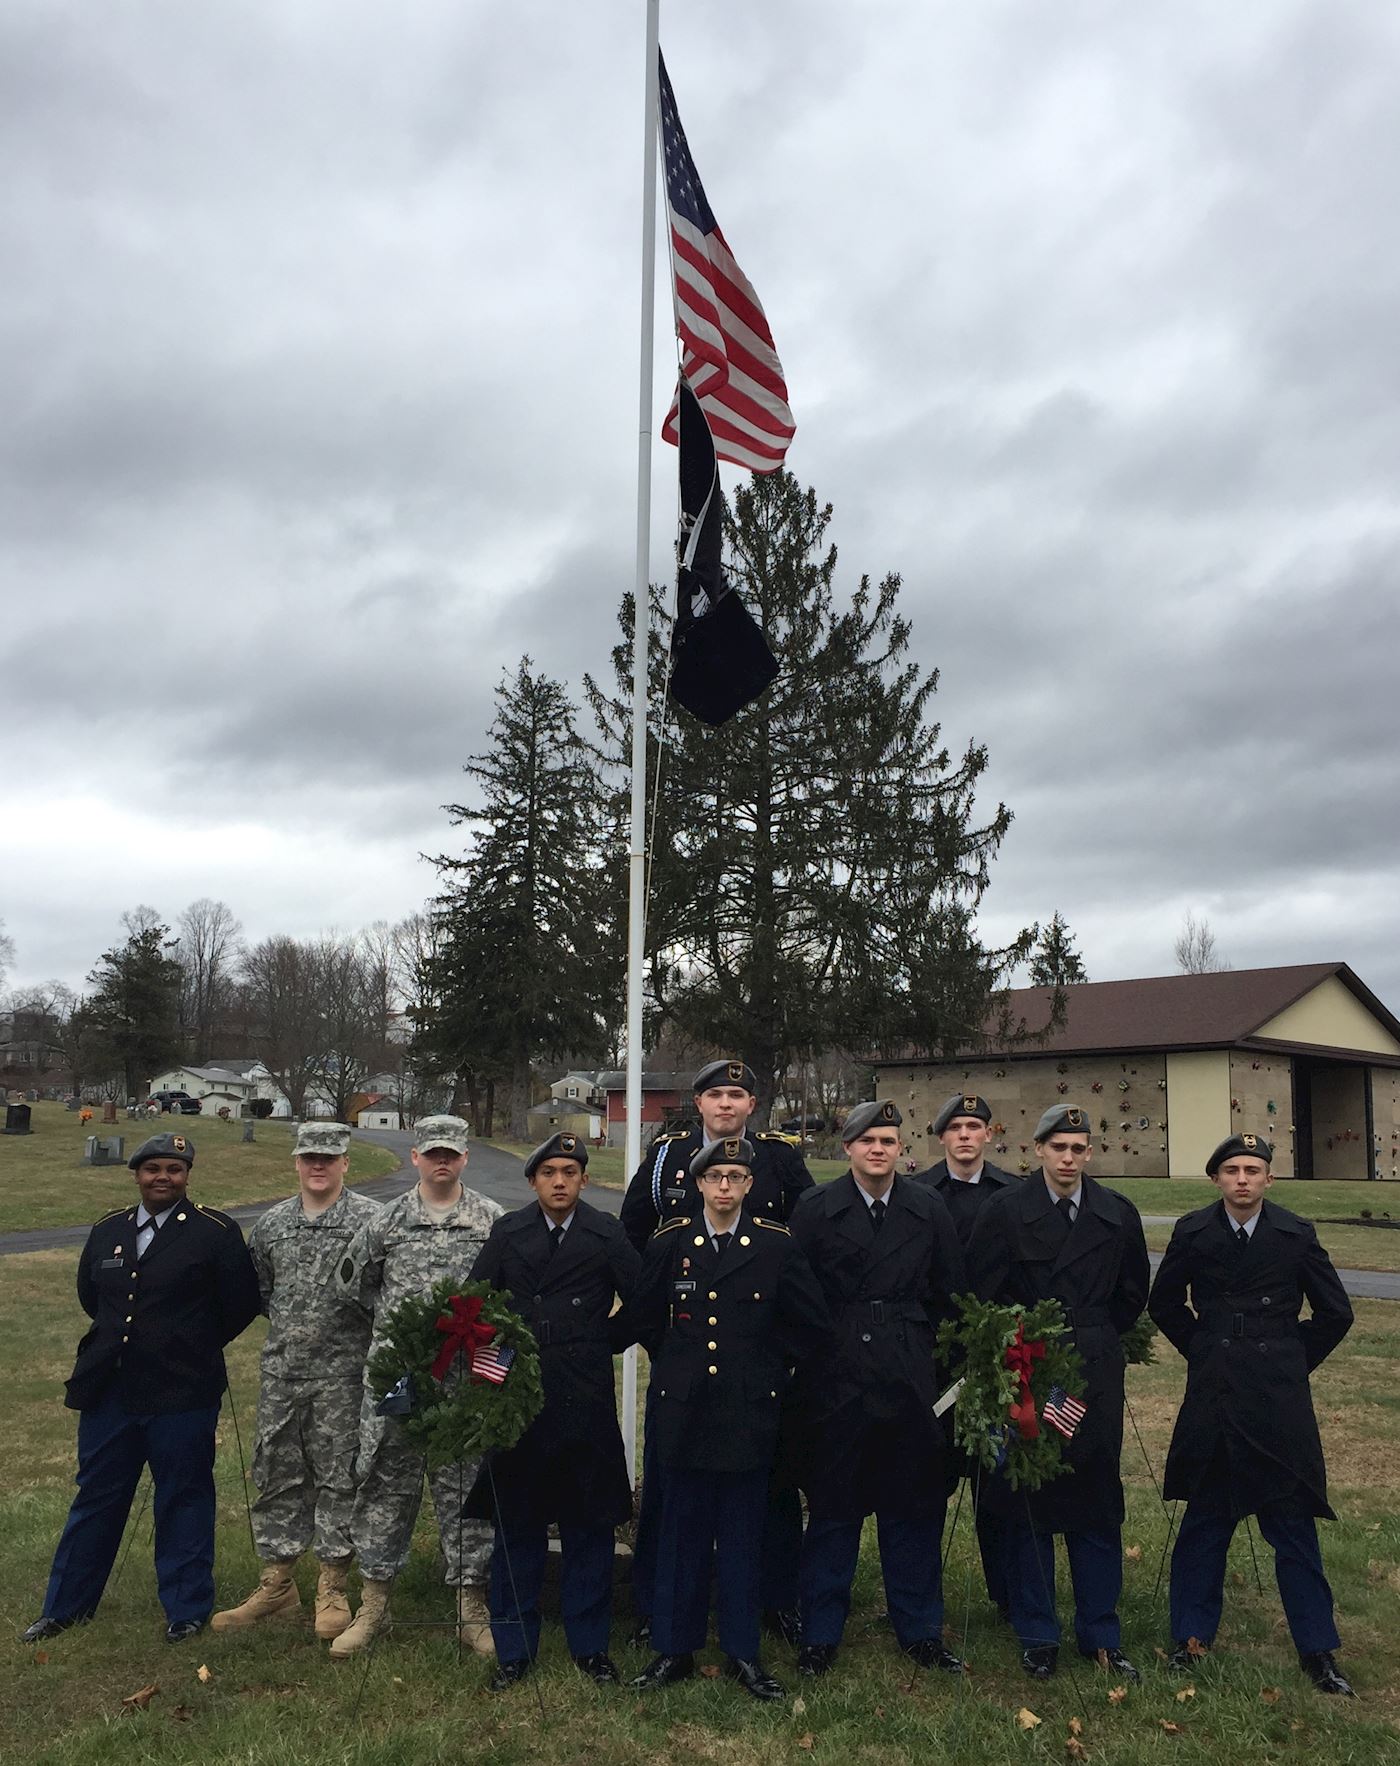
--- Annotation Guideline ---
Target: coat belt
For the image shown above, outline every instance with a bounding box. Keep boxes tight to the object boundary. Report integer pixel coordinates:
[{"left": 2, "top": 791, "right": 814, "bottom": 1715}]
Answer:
[
  {"left": 840, "top": 1299, "right": 928, "bottom": 1327},
  {"left": 1196, "top": 1309, "right": 1297, "bottom": 1339}
]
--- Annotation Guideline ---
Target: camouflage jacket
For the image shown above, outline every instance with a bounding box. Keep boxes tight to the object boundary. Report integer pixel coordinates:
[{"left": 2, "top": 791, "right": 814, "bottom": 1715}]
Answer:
[
  {"left": 248, "top": 1185, "right": 383, "bottom": 1381},
  {"left": 337, "top": 1182, "right": 505, "bottom": 1349}
]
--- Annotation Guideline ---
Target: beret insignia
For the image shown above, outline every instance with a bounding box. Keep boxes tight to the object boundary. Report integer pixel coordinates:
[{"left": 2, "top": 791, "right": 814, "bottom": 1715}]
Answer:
[
  {"left": 727, "top": 1061, "right": 745, "bottom": 1082},
  {"left": 1242, "top": 1133, "right": 1257, "bottom": 1150},
  {"left": 560, "top": 1134, "right": 577, "bottom": 1153},
  {"left": 880, "top": 1101, "right": 896, "bottom": 1122},
  {"left": 173, "top": 1136, "right": 187, "bottom": 1151},
  {"left": 1065, "top": 1109, "right": 1082, "bottom": 1129},
  {"left": 963, "top": 1095, "right": 978, "bottom": 1112},
  {"left": 724, "top": 1138, "right": 742, "bottom": 1157}
]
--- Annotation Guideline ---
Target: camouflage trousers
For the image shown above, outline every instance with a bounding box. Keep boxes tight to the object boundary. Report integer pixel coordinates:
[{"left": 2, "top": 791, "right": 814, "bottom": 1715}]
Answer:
[
  {"left": 350, "top": 1392, "right": 491, "bottom": 1587},
  {"left": 251, "top": 1373, "right": 362, "bottom": 1564}
]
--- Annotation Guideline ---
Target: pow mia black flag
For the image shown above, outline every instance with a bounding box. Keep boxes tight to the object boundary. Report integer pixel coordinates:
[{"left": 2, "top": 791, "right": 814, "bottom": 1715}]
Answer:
[{"left": 667, "top": 377, "right": 779, "bottom": 726}]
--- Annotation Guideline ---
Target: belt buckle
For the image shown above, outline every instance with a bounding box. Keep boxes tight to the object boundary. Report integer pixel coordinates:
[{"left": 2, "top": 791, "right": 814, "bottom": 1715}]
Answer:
[
  {"left": 870, "top": 1300, "right": 886, "bottom": 1326},
  {"left": 537, "top": 1319, "right": 553, "bottom": 1348},
  {"left": 1231, "top": 1313, "right": 1244, "bottom": 1338}
]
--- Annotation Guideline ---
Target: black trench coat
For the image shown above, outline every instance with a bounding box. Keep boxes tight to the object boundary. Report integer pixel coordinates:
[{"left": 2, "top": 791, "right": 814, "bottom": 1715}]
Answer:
[
  {"left": 786, "top": 1174, "right": 965, "bottom": 1521},
  {"left": 463, "top": 1199, "right": 640, "bottom": 1528},
  {"left": 1148, "top": 1199, "right": 1353, "bottom": 1519},
  {"left": 966, "top": 1175, "right": 1149, "bottom": 1533}
]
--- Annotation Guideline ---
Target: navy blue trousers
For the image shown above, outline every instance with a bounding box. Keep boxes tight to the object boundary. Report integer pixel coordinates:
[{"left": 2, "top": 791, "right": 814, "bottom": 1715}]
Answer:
[
  {"left": 1005, "top": 1520, "right": 1122, "bottom": 1652},
  {"left": 633, "top": 1411, "right": 802, "bottom": 1620},
  {"left": 488, "top": 1519, "right": 615, "bottom": 1664},
  {"left": 43, "top": 1390, "right": 220, "bottom": 1627},
  {"left": 1170, "top": 1495, "right": 1340, "bottom": 1655},
  {"left": 652, "top": 1466, "right": 767, "bottom": 1661},
  {"left": 801, "top": 1509, "right": 947, "bottom": 1648}
]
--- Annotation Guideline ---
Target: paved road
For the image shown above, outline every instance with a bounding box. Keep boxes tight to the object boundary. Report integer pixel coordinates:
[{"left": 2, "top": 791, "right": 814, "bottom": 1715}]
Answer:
[{"left": 4, "top": 1148, "right": 1398, "bottom": 1301}]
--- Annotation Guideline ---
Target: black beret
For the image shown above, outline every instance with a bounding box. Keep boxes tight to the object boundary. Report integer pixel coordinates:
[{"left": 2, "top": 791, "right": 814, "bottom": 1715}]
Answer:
[
  {"left": 1206, "top": 1132, "right": 1274, "bottom": 1177},
  {"left": 692, "top": 1058, "right": 758, "bottom": 1095},
  {"left": 933, "top": 1093, "right": 992, "bottom": 1135},
  {"left": 128, "top": 1132, "right": 195, "bottom": 1169},
  {"left": 524, "top": 1132, "right": 589, "bottom": 1180},
  {"left": 1033, "top": 1105, "right": 1090, "bottom": 1140},
  {"left": 840, "top": 1099, "right": 903, "bottom": 1143},
  {"left": 689, "top": 1137, "right": 755, "bottom": 1179}
]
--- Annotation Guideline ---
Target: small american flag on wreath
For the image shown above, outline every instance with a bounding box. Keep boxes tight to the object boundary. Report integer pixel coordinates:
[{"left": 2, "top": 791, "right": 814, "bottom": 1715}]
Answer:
[
  {"left": 1042, "top": 1386, "right": 1087, "bottom": 1440},
  {"left": 471, "top": 1341, "right": 516, "bottom": 1386}
]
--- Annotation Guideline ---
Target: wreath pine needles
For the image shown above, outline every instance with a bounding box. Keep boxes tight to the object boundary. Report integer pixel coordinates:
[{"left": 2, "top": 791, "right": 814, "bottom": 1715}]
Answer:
[
  {"left": 1120, "top": 1312, "right": 1159, "bottom": 1366},
  {"left": 937, "top": 1295, "right": 1087, "bottom": 1491},
  {"left": 366, "top": 1276, "right": 545, "bottom": 1468}
]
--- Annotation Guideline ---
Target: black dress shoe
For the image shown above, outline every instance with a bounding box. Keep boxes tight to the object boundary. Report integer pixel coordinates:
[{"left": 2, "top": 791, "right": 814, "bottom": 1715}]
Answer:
[
  {"left": 903, "top": 1638, "right": 968, "bottom": 1674},
  {"left": 1167, "top": 1640, "right": 1209, "bottom": 1672},
  {"left": 797, "top": 1643, "right": 837, "bottom": 1678},
  {"left": 627, "top": 1618, "right": 652, "bottom": 1650},
  {"left": 1022, "top": 1644, "right": 1058, "bottom": 1679},
  {"left": 490, "top": 1659, "right": 534, "bottom": 1692},
  {"left": 165, "top": 1619, "right": 206, "bottom": 1643},
  {"left": 628, "top": 1652, "right": 695, "bottom": 1690},
  {"left": 762, "top": 1606, "right": 803, "bottom": 1647},
  {"left": 573, "top": 1652, "right": 621, "bottom": 1685},
  {"left": 1300, "top": 1651, "right": 1354, "bottom": 1697},
  {"left": 1079, "top": 1646, "right": 1140, "bottom": 1683},
  {"left": 725, "top": 1657, "right": 786, "bottom": 1701},
  {"left": 22, "top": 1616, "right": 86, "bottom": 1644}
]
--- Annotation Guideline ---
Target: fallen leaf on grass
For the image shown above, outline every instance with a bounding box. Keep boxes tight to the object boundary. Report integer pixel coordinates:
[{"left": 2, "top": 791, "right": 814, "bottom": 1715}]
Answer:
[
  {"left": 1095, "top": 1648, "right": 1110, "bottom": 1669},
  {"left": 122, "top": 1684, "right": 159, "bottom": 1711},
  {"left": 196, "top": 1664, "right": 213, "bottom": 1684},
  {"left": 1185, "top": 1637, "right": 1207, "bottom": 1659},
  {"left": 1175, "top": 1686, "right": 1195, "bottom": 1703},
  {"left": 1123, "top": 1545, "right": 1142, "bottom": 1563},
  {"left": 1016, "top": 1708, "right": 1043, "bottom": 1730},
  {"left": 698, "top": 1664, "right": 722, "bottom": 1679},
  {"left": 1159, "top": 1720, "right": 1184, "bottom": 1736},
  {"left": 1230, "top": 1572, "right": 1246, "bottom": 1588},
  {"left": 1066, "top": 1738, "right": 1089, "bottom": 1761},
  {"left": 1068, "top": 1717, "right": 1084, "bottom": 1736},
  {"left": 32, "top": 1651, "right": 49, "bottom": 1666},
  {"left": 171, "top": 1705, "right": 193, "bottom": 1723},
  {"left": 1153, "top": 1647, "right": 1170, "bottom": 1662},
  {"left": 796, "top": 1733, "right": 816, "bottom": 1751},
  {"left": 1259, "top": 1687, "right": 1281, "bottom": 1705},
  {"left": 874, "top": 1706, "right": 886, "bottom": 1720},
  {"left": 1107, "top": 1687, "right": 1128, "bottom": 1705},
  {"left": 793, "top": 1696, "right": 807, "bottom": 1717},
  {"left": 392, "top": 1676, "right": 404, "bottom": 1685}
]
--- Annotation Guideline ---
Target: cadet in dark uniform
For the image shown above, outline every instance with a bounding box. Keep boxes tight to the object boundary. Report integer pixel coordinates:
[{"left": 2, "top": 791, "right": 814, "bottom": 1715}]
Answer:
[
  {"left": 1149, "top": 1133, "right": 1355, "bottom": 1696},
  {"left": 911, "top": 1093, "right": 1018, "bottom": 1618},
  {"left": 967, "top": 1104, "right": 1149, "bottom": 1682},
  {"left": 615, "top": 1137, "right": 830, "bottom": 1701},
  {"left": 465, "top": 1133, "right": 641, "bottom": 1690},
  {"left": 622, "top": 1058, "right": 815, "bottom": 1643},
  {"left": 787, "top": 1100, "right": 967, "bottom": 1677},
  {"left": 22, "top": 1134, "right": 260, "bottom": 1644}
]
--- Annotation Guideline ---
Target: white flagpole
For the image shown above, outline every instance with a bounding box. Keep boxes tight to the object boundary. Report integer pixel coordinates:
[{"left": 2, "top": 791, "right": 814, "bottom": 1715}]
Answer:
[{"left": 621, "top": 0, "right": 661, "bottom": 1486}]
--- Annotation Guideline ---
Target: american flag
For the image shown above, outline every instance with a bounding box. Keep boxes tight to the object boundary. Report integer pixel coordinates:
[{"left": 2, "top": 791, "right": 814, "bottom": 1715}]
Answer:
[
  {"left": 470, "top": 1341, "right": 516, "bottom": 1386},
  {"left": 658, "top": 51, "right": 795, "bottom": 474},
  {"left": 1042, "top": 1386, "right": 1087, "bottom": 1441}
]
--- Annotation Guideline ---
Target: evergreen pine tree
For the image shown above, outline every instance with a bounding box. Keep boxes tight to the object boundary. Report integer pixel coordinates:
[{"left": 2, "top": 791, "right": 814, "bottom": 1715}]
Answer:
[
  {"left": 85, "top": 912, "right": 185, "bottom": 1101},
  {"left": 1028, "top": 911, "right": 1089, "bottom": 986}
]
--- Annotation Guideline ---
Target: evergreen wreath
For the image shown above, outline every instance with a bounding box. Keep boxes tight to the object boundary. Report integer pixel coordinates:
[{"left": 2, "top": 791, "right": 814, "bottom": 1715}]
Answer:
[
  {"left": 1120, "top": 1312, "right": 1159, "bottom": 1366},
  {"left": 366, "top": 1277, "right": 544, "bottom": 1468},
  {"left": 937, "top": 1295, "right": 1087, "bottom": 1491}
]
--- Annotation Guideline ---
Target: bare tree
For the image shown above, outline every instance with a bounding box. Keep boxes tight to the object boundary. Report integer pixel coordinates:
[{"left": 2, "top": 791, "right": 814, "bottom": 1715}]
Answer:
[
  {"left": 311, "top": 932, "right": 392, "bottom": 1122},
  {"left": 175, "top": 898, "right": 243, "bottom": 1063},
  {"left": 240, "top": 936, "right": 326, "bottom": 1118},
  {"left": 121, "top": 904, "right": 164, "bottom": 940},
  {"left": 1174, "top": 911, "right": 1230, "bottom": 975},
  {"left": 0, "top": 917, "right": 15, "bottom": 995}
]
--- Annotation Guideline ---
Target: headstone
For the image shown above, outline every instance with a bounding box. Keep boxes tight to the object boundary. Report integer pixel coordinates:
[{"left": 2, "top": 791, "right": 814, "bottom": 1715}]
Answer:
[
  {"left": 65, "top": 1098, "right": 81, "bottom": 1112},
  {"left": 126, "top": 1105, "right": 139, "bottom": 1119},
  {"left": 242, "top": 1121, "right": 255, "bottom": 1144},
  {"left": 82, "top": 1136, "right": 124, "bottom": 1167},
  {"left": 4, "top": 1103, "right": 32, "bottom": 1135},
  {"left": 102, "top": 1100, "right": 117, "bottom": 1125}
]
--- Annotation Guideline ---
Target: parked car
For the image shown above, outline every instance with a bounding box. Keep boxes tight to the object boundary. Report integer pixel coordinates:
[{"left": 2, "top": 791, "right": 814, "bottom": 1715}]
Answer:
[
  {"left": 778, "top": 1115, "right": 826, "bottom": 1138},
  {"left": 144, "top": 1090, "right": 203, "bottom": 1115}
]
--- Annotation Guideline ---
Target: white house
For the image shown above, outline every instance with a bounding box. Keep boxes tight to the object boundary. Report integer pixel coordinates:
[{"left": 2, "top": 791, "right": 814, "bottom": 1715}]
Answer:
[{"left": 147, "top": 1064, "right": 259, "bottom": 1118}]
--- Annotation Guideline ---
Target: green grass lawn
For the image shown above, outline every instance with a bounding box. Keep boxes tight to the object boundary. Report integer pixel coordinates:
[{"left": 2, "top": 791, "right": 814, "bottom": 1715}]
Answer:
[
  {"left": 0, "top": 1102, "right": 400, "bottom": 1234},
  {"left": 4, "top": 1250, "right": 1399, "bottom": 1764}
]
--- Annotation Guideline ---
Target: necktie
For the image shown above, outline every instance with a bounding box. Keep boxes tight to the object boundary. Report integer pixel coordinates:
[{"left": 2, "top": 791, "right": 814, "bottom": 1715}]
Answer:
[
  {"left": 140, "top": 1218, "right": 160, "bottom": 1259},
  {"left": 714, "top": 1232, "right": 731, "bottom": 1258},
  {"left": 1056, "top": 1196, "right": 1076, "bottom": 1225},
  {"left": 1235, "top": 1224, "right": 1249, "bottom": 1250},
  {"left": 547, "top": 1225, "right": 563, "bottom": 1258},
  {"left": 870, "top": 1199, "right": 887, "bottom": 1233}
]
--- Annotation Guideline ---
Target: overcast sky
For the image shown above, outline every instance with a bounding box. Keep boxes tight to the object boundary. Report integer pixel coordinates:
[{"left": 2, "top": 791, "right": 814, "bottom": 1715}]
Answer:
[{"left": 4, "top": 0, "right": 1398, "bottom": 1011}]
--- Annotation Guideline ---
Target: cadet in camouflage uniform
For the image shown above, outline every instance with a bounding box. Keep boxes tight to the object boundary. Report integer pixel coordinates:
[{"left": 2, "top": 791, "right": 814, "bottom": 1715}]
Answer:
[
  {"left": 212, "top": 1122, "right": 380, "bottom": 1642},
  {"left": 329, "top": 1116, "right": 504, "bottom": 1659}
]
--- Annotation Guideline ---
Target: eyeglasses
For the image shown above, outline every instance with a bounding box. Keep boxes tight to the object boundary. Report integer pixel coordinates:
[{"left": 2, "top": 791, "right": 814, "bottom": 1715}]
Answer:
[{"left": 697, "top": 1172, "right": 750, "bottom": 1187}]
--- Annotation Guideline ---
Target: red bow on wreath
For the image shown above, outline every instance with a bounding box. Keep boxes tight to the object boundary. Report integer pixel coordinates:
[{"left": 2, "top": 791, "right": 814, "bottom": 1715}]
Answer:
[
  {"left": 1004, "top": 1318, "right": 1045, "bottom": 1440},
  {"left": 431, "top": 1294, "right": 497, "bottom": 1380}
]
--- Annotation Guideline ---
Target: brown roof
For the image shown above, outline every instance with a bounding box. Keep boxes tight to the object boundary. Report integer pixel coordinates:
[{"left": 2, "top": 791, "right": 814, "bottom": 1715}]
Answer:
[{"left": 872, "top": 963, "right": 1400, "bottom": 1063}]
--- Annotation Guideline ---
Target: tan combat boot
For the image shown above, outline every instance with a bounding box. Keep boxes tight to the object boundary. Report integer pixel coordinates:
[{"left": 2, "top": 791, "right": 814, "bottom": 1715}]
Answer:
[
  {"left": 314, "top": 1560, "right": 353, "bottom": 1640},
  {"left": 210, "top": 1562, "right": 302, "bottom": 1631},
  {"left": 327, "top": 1578, "right": 392, "bottom": 1658},
  {"left": 457, "top": 1584, "right": 496, "bottom": 1657}
]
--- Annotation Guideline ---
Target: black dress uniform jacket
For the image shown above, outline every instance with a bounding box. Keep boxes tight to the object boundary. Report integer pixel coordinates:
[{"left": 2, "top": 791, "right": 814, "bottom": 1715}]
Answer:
[
  {"left": 967, "top": 1175, "right": 1149, "bottom": 1532},
  {"left": 787, "top": 1174, "right": 966, "bottom": 1520},
  {"left": 464, "top": 1198, "right": 640, "bottom": 1527},
  {"left": 614, "top": 1209, "right": 830, "bottom": 1473},
  {"left": 1148, "top": 1199, "right": 1353, "bottom": 1519},
  {"left": 620, "top": 1127, "right": 814, "bottom": 1252},
  {"left": 910, "top": 1159, "right": 1018, "bottom": 1246},
  {"left": 66, "top": 1203, "right": 261, "bottom": 1413}
]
